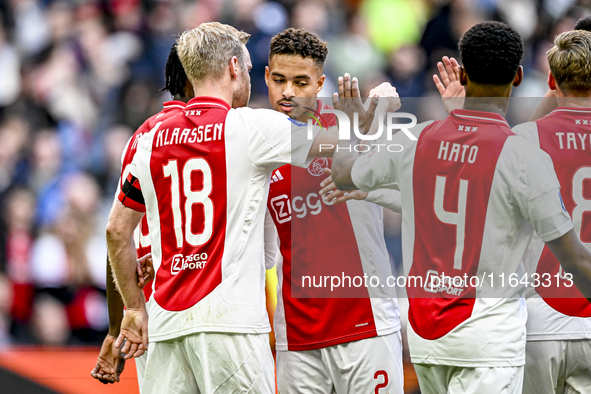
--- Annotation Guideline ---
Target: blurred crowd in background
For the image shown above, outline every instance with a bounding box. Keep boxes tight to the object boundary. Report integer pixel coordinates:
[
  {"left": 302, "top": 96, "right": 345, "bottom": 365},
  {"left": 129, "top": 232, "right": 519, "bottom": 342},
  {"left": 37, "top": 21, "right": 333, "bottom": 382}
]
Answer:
[{"left": 0, "top": 0, "right": 589, "bottom": 347}]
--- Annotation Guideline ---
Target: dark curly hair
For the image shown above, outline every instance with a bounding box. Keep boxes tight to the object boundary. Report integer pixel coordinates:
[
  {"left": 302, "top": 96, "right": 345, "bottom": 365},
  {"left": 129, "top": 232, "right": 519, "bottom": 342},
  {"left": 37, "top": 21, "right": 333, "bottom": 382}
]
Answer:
[
  {"left": 459, "top": 21, "right": 524, "bottom": 85},
  {"left": 575, "top": 16, "right": 591, "bottom": 32},
  {"left": 269, "top": 28, "right": 328, "bottom": 69},
  {"left": 161, "top": 42, "right": 188, "bottom": 96}
]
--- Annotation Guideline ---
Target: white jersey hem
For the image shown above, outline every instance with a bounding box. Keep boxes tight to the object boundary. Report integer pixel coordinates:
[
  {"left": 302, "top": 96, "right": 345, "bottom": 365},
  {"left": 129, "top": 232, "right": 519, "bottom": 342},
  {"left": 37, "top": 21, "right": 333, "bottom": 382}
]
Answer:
[
  {"left": 409, "top": 355, "right": 525, "bottom": 368},
  {"left": 526, "top": 332, "right": 591, "bottom": 341},
  {"left": 149, "top": 325, "right": 271, "bottom": 342},
  {"left": 274, "top": 323, "right": 400, "bottom": 352}
]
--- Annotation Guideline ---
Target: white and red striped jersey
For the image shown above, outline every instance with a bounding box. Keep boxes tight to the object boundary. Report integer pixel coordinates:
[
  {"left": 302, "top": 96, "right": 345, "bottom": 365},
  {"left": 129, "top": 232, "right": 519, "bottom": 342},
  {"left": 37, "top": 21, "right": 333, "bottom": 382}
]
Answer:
[
  {"left": 119, "top": 96, "right": 318, "bottom": 342},
  {"left": 266, "top": 101, "right": 401, "bottom": 351},
  {"left": 119, "top": 100, "right": 187, "bottom": 301},
  {"left": 351, "top": 109, "right": 573, "bottom": 366},
  {"left": 513, "top": 107, "right": 591, "bottom": 341}
]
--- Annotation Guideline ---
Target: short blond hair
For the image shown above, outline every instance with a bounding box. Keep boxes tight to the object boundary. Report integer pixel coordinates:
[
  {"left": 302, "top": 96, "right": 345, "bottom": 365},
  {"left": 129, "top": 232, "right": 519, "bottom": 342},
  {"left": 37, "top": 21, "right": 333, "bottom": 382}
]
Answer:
[
  {"left": 177, "top": 22, "right": 250, "bottom": 83},
  {"left": 547, "top": 30, "right": 591, "bottom": 93}
]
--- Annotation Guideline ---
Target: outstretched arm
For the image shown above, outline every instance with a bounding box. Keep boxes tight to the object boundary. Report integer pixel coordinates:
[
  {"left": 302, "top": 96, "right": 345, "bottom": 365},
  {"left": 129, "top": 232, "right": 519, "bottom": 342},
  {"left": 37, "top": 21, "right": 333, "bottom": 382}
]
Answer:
[
  {"left": 90, "top": 260, "right": 126, "bottom": 383},
  {"left": 106, "top": 201, "right": 148, "bottom": 359},
  {"left": 319, "top": 169, "right": 401, "bottom": 213},
  {"left": 546, "top": 229, "right": 591, "bottom": 303}
]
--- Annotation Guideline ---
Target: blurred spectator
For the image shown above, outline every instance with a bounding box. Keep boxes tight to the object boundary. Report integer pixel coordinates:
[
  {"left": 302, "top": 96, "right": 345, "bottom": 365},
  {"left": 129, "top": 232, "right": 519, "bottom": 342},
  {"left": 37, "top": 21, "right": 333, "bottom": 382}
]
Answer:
[
  {"left": 0, "top": 115, "right": 29, "bottom": 193},
  {"left": 0, "top": 20, "right": 21, "bottom": 107},
  {"left": 2, "top": 187, "right": 36, "bottom": 342},
  {"left": 0, "top": 273, "right": 14, "bottom": 346},
  {"left": 30, "top": 173, "right": 107, "bottom": 344},
  {"left": 94, "top": 124, "right": 133, "bottom": 199},
  {"left": 30, "top": 293, "right": 69, "bottom": 345}
]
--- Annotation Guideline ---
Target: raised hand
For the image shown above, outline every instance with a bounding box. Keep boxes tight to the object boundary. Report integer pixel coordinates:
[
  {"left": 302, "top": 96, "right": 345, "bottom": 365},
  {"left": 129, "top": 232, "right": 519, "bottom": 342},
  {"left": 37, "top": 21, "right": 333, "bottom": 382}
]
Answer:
[
  {"left": 433, "top": 56, "right": 465, "bottom": 113},
  {"left": 91, "top": 334, "right": 126, "bottom": 383},
  {"left": 333, "top": 73, "right": 379, "bottom": 135}
]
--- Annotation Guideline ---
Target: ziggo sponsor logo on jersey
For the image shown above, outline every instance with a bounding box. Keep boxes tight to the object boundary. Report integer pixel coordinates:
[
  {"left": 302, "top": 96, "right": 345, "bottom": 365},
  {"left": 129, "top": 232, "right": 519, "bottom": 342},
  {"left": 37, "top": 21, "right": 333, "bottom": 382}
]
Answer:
[
  {"left": 424, "top": 270, "right": 466, "bottom": 296},
  {"left": 270, "top": 191, "right": 335, "bottom": 223},
  {"left": 171, "top": 252, "right": 208, "bottom": 275}
]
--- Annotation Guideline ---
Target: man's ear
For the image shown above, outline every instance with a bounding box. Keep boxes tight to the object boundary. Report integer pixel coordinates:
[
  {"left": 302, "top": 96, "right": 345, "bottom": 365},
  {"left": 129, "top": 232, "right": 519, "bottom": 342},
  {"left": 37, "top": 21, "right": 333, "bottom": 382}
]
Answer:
[
  {"left": 229, "top": 56, "right": 240, "bottom": 80},
  {"left": 265, "top": 66, "right": 270, "bottom": 87},
  {"left": 459, "top": 67, "right": 468, "bottom": 86},
  {"left": 547, "top": 70, "right": 557, "bottom": 91},
  {"left": 315, "top": 74, "right": 326, "bottom": 95},
  {"left": 513, "top": 66, "right": 523, "bottom": 87}
]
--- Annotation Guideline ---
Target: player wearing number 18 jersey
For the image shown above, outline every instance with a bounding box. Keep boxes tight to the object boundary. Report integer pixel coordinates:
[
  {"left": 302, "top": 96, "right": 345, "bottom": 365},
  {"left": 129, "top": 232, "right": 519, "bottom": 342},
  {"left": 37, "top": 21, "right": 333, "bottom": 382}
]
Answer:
[
  {"left": 107, "top": 22, "right": 342, "bottom": 394},
  {"left": 92, "top": 42, "right": 192, "bottom": 389},
  {"left": 264, "top": 28, "right": 403, "bottom": 394},
  {"left": 331, "top": 22, "right": 591, "bottom": 394},
  {"left": 513, "top": 30, "right": 591, "bottom": 394}
]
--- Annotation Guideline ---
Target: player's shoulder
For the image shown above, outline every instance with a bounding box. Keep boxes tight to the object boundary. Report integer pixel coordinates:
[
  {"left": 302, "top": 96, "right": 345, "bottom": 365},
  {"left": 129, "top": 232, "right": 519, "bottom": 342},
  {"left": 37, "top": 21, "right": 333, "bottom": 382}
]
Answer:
[
  {"left": 511, "top": 121, "right": 540, "bottom": 147},
  {"left": 502, "top": 134, "right": 555, "bottom": 174},
  {"left": 232, "top": 107, "right": 287, "bottom": 119},
  {"left": 122, "top": 111, "right": 166, "bottom": 161},
  {"left": 502, "top": 134, "right": 541, "bottom": 157},
  {"left": 141, "top": 104, "right": 184, "bottom": 131},
  {"left": 415, "top": 119, "right": 437, "bottom": 134},
  {"left": 511, "top": 120, "right": 538, "bottom": 135},
  {"left": 229, "top": 107, "right": 291, "bottom": 129},
  {"left": 411, "top": 119, "right": 437, "bottom": 140}
]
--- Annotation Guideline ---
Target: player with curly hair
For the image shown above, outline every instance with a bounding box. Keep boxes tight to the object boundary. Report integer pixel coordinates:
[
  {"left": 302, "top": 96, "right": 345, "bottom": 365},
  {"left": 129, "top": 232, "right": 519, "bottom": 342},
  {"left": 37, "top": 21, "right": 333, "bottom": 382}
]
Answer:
[
  {"left": 331, "top": 21, "right": 591, "bottom": 394},
  {"left": 264, "top": 27, "right": 404, "bottom": 393}
]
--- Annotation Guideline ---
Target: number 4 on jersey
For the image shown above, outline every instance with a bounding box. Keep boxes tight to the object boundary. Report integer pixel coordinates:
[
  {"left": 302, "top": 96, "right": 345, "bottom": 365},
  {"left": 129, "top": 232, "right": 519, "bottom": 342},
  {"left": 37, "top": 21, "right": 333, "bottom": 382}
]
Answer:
[
  {"left": 434, "top": 176, "right": 468, "bottom": 270},
  {"left": 163, "top": 158, "right": 214, "bottom": 248}
]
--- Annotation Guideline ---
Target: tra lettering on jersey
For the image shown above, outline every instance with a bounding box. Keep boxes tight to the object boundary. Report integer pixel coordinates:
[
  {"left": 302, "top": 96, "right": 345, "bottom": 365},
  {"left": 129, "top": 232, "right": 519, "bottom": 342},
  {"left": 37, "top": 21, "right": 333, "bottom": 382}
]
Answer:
[
  {"left": 408, "top": 111, "right": 511, "bottom": 340},
  {"left": 268, "top": 101, "right": 385, "bottom": 351},
  {"left": 533, "top": 108, "right": 591, "bottom": 317},
  {"left": 119, "top": 101, "right": 187, "bottom": 300}
]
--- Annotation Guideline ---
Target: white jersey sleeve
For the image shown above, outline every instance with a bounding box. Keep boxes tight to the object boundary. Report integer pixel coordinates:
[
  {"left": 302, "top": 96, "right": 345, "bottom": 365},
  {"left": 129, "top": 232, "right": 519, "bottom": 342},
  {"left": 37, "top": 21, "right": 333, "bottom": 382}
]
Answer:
[
  {"left": 351, "top": 120, "right": 434, "bottom": 192},
  {"left": 512, "top": 121, "right": 540, "bottom": 148},
  {"left": 233, "top": 108, "right": 322, "bottom": 169},
  {"left": 508, "top": 136, "right": 573, "bottom": 242},
  {"left": 264, "top": 209, "right": 281, "bottom": 270},
  {"left": 365, "top": 189, "right": 402, "bottom": 213}
]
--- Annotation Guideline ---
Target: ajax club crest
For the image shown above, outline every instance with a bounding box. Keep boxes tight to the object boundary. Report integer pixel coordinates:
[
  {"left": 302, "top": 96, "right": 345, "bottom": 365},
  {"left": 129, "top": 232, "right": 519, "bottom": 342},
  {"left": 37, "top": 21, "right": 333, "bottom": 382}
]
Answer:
[{"left": 308, "top": 158, "right": 329, "bottom": 176}]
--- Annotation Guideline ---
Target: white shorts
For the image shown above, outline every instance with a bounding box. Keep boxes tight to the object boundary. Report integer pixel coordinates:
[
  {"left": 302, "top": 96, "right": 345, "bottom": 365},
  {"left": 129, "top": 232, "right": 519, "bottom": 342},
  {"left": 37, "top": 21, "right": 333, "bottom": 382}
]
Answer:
[
  {"left": 413, "top": 364, "right": 524, "bottom": 394},
  {"left": 276, "top": 331, "right": 403, "bottom": 394},
  {"left": 135, "top": 351, "right": 146, "bottom": 393},
  {"left": 524, "top": 339, "right": 591, "bottom": 394},
  {"left": 142, "top": 332, "right": 274, "bottom": 394}
]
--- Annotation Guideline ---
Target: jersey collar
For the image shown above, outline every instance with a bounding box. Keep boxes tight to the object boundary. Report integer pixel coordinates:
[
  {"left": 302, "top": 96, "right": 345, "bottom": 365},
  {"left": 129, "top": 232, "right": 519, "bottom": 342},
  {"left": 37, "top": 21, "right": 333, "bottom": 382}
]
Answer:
[
  {"left": 186, "top": 96, "right": 231, "bottom": 111},
  {"left": 162, "top": 100, "right": 187, "bottom": 110},
  {"left": 450, "top": 109, "right": 509, "bottom": 126},
  {"left": 551, "top": 106, "right": 591, "bottom": 114}
]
